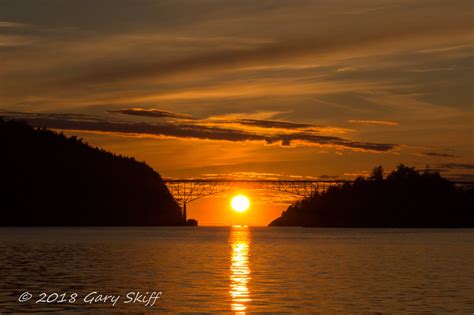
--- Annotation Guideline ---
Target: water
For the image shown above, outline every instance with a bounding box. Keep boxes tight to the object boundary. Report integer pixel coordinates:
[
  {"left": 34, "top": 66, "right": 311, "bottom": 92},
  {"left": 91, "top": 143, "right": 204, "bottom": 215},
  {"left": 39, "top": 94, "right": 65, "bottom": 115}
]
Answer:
[{"left": 0, "top": 227, "right": 473, "bottom": 313}]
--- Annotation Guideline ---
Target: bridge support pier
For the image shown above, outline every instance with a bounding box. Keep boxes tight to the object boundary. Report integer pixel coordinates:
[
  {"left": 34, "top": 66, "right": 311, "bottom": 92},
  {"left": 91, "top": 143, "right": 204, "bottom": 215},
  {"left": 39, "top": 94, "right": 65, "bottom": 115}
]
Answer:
[{"left": 183, "top": 202, "right": 187, "bottom": 224}]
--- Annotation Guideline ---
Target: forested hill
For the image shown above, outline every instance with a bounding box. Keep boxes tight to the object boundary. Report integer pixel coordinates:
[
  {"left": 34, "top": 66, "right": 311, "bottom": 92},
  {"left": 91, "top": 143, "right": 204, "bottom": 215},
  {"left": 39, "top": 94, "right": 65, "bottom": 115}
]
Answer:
[
  {"left": 270, "top": 165, "right": 474, "bottom": 228},
  {"left": 0, "top": 118, "right": 183, "bottom": 226}
]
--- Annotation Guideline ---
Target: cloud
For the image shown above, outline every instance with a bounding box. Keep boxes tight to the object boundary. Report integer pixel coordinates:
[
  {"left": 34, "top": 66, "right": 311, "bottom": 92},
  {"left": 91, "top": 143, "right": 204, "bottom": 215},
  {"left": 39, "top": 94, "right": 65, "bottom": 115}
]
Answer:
[
  {"left": 0, "top": 21, "right": 28, "bottom": 28},
  {"left": 1, "top": 111, "right": 396, "bottom": 152},
  {"left": 107, "top": 108, "right": 192, "bottom": 119},
  {"left": 446, "top": 174, "right": 474, "bottom": 182},
  {"left": 62, "top": 23, "right": 472, "bottom": 87},
  {"left": 207, "top": 111, "right": 289, "bottom": 121},
  {"left": 437, "top": 163, "right": 474, "bottom": 170},
  {"left": 348, "top": 120, "right": 399, "bottom": 126},
  {"left": 17, "top": 0, "right": 467, "bottom": 92},
  {"left": 106, "top": 109, "right": 350, "bottom": 135},
  {"left": 108, "top": 109, "right": 320, "bottom": 131},
  {"left": 106, "top": 109, "right": 323, "bottom": 133},
  {"left": 417, "top": 44, "right": 472, "bottom": 54},
  {"left": 319, "top": 175, "right": 340, "bottom": 180},
  {"left": 343, "top": 171, "right": 370, "bottom": 178},
  {"left": 422, "top": 152, "right": 461, "bottom": 158},
  {"left": 0, "top": 34, "right": 35, "bottom": 47},
  {"left": 235, "top": 119, "right": 313, "bottom": 130},
  {"left": 199, "top": 171, "right": 287, "bottom": 180}
]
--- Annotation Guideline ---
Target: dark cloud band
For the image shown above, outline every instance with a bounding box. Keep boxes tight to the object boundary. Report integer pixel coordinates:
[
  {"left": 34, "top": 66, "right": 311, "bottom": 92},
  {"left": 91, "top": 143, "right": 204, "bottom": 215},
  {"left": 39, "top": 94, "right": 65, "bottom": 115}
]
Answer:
[
  {"left": 107, "top": 108, "right": 192, "bottom": 119},
  {"left": 1, "top": 111, "right": 396, "bottom": 152},
  {"left": 422, "top": 152, "right": 461, "bottom": 158},
  {"left": 438, "top": 163, "right": 474, "bottom": 170}
]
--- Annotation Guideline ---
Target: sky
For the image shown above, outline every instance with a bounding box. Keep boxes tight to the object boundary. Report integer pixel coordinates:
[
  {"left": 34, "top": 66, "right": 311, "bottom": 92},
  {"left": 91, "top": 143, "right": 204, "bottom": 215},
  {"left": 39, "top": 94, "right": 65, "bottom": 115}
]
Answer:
[{"left": 1, "top": 0, "right": 473, "bottom": 225}]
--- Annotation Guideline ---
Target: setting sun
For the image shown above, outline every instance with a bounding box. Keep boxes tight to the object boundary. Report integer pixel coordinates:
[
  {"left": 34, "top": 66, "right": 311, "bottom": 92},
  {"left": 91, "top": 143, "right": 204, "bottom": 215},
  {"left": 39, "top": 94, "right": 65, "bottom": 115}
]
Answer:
[{"left": 231, "top": 195, "right": 250, "bottom": 212}]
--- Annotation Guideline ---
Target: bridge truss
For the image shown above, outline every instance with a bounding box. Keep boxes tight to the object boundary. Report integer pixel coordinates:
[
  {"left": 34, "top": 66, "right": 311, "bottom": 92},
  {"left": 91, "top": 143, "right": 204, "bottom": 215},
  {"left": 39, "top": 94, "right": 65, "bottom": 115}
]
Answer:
[{"left": 163, "top": 179, "right": 350, "bottom": 222}]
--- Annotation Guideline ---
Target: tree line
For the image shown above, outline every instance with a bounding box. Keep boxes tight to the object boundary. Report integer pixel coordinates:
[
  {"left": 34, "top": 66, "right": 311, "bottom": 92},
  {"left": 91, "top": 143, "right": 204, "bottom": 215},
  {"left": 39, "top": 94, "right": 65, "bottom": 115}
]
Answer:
[
  {"left": 0, "top": 118, "right": 183, "bottom": 226},
  {"left": 270, "top": 165, "right": 473, "bottom": 227}
]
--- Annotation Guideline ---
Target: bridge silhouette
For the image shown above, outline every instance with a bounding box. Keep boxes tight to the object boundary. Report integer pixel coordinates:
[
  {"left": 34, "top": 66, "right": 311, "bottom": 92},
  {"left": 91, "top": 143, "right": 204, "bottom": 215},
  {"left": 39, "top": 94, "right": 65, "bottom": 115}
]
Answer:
[
  {"left": 164, "top": 179, "right": 474, "bottom": 223},
  {"left": 163, "top": 179, "right": 352, "bottom": 222}
]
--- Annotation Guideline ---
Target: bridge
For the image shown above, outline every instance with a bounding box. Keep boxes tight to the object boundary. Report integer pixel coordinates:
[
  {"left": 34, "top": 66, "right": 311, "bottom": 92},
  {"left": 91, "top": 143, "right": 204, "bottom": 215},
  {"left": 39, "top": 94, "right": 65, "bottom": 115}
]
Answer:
[
  {"left": 163, "top": 179, "right": 351, "bottom": 222},
  {"left": 163, "top": 179, "right": 474, "bottom": 223}
]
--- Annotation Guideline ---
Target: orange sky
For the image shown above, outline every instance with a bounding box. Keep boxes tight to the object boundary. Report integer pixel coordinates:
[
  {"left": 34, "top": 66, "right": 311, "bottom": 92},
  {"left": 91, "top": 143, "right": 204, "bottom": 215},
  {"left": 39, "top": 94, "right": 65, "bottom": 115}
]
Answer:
[{"left": 189, "top": 194, "right": 286, "bottom": 227}]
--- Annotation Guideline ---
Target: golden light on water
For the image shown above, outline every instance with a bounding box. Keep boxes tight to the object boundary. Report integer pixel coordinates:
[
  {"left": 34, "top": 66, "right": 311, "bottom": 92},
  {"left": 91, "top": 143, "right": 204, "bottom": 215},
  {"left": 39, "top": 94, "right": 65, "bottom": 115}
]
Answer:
[
  {"left": 231, "top": 195, "right": 250, "bottom": 213},
  {"left": 229, "top": 225, "right": 251, "bottom": 314}
]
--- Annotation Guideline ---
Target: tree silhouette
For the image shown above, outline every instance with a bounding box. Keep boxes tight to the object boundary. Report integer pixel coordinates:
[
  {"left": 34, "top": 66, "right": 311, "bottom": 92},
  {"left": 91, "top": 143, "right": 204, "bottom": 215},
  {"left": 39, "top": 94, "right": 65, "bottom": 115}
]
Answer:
[
  {"left": 369, "top": 165, "right": 384, "bottom": 181},
  {"left": 0, "top": 118, "right": 183, "bottom": 226},
  {"left": 270, "top": 164, "right": 473, "bottom": 227}
]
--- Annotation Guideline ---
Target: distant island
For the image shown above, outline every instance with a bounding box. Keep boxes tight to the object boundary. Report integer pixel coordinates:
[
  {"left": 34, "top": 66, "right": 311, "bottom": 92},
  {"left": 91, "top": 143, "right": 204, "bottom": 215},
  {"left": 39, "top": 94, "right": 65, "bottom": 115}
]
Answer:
[
  {"left": 270, "top": 165, "right": 474, "bottom": 227},
  {"left": 0, "top": 118, "right": 191, "bottom": 226}
]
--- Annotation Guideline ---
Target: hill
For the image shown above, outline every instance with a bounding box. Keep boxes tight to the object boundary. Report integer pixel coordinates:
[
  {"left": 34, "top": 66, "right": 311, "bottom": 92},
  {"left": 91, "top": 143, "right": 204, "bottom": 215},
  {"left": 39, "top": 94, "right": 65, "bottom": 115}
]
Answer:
[
  {"left": 269, "top": 165, "right": 474, "bottom": 228},
  {"left": 0, "top": 118, "right": 184, "bottom": 226}
]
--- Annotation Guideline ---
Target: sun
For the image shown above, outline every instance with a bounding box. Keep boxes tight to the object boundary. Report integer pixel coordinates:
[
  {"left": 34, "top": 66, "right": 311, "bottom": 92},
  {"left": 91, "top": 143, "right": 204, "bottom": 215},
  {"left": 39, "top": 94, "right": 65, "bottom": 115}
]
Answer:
[{"left": 231, "top": 195, "right": 250, "bottom": 212}]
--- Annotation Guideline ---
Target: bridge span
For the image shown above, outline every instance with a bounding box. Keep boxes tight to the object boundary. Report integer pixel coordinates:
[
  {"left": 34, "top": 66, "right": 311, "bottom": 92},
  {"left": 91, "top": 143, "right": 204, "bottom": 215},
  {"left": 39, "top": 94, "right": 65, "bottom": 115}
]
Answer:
[{"left": 163, "top": 179, "right": 351, "bottom": 222}]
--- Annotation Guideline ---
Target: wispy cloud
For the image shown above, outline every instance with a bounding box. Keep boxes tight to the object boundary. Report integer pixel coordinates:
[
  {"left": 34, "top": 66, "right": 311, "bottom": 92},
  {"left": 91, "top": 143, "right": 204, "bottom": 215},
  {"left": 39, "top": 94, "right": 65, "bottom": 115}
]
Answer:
[
  {"left": 348, "top": 120, "right": 399, "bottom": 126},
  {"left": 0, "top": 21, "right": 28, "bottom": 28},
  {"left": 0, "top": 34, "right": 35, "bottom": 47},
  {"left": 422, "top": 152, "right": 461, "bottom": 158},
  {"left": 417, "top": 44, "right": 472, "bottom": 54},
  {"left": 235, "top": 119, "right": 313, "bottom": 130},
  {"left": 319, "top": 174, "right": 340, "bottom": 180},
  {"left": 191, "top": 171, "right": 319, "bottom": 181},
  {"left": 438, "top": 163, "right": 474, "bottom": 170},
  {"left": 343, "top": 171, "right": 370, "bottom": 178},
  {"left": 207, "top": 111, "right": 289, "bottom": 121},
  {"left": 108, "top": 108, "right": 351, "bottom": 135},
  {"left": 54, "top": 8, "right": 473, "bottom": 88},
  {"left": 445, "top": 174, "right": 474, "bottom": 182},
  {"left": 107, "top": 108, "right": 192, "bottom": 119}
]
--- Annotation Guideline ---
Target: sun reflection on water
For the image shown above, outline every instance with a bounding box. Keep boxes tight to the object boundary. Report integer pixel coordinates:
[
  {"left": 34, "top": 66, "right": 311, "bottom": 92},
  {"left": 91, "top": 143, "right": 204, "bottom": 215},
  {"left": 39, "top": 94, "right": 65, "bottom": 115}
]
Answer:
[{"left": 229, "top": 225, "right": 251, "bottom": 314}]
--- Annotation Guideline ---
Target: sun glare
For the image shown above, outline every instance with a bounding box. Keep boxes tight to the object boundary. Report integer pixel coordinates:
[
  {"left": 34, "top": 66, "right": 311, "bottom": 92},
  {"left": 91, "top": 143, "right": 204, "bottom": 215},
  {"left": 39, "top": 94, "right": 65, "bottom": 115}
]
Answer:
[{"left": 231, "top": 195, "right": 250, "bottom": 212}]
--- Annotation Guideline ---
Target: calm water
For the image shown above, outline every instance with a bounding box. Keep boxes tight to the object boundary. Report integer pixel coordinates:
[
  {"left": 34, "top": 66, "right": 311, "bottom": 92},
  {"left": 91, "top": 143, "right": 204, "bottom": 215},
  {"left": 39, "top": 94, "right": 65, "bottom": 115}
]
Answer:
[{"left": 0, "top": 227, "right": 473, "bottom": 313}]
